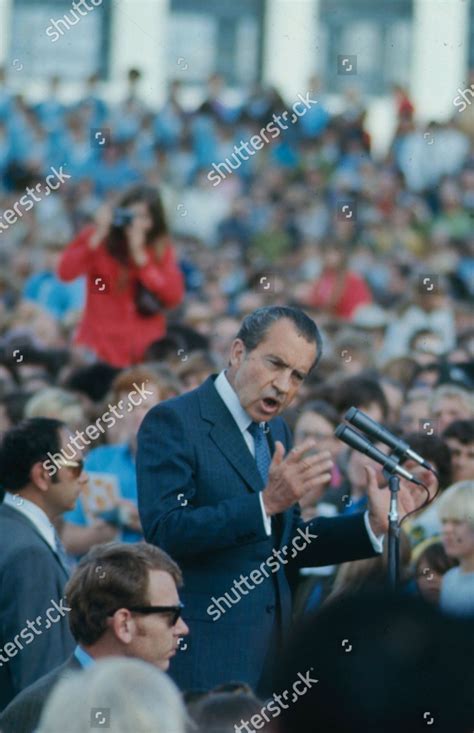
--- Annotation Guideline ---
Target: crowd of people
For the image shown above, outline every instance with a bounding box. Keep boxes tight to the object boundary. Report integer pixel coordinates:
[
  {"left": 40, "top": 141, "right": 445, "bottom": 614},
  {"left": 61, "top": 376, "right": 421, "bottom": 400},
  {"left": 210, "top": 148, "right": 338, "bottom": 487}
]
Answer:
[{"left": 0, "top": 65, "right": 473, "bottom": 732}]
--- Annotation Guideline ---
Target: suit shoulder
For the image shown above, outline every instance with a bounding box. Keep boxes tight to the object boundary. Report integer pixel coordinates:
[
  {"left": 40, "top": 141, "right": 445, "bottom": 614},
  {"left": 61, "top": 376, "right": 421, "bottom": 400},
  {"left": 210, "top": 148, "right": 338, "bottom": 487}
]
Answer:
[
  {"left": 0, "top": 659, "right": 74, "bottom": 727},
  {"left": 143, "top": 381, "right": 205, "bottom": 422},
  {"left": 0, "top": 516, "right": 56, "bottom": 569}
]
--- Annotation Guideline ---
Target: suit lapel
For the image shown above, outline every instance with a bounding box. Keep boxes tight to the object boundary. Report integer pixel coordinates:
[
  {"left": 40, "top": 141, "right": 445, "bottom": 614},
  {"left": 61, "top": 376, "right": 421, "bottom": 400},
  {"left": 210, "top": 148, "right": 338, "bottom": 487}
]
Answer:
[
  {"left": 1, "top": 504, "right": 69, "bottom": 580},
  {"left": 197, "top": 377, "right": 294, "bottom": 547},
  {"left": 198, "top": 376, "right": 264, "bottom": 493}
]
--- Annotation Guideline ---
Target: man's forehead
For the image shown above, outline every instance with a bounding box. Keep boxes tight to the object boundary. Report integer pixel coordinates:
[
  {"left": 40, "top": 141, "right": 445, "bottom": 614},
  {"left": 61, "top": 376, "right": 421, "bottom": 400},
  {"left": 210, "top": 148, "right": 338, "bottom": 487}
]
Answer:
[
  {"left": 148, "top": 569, "right": 178, "bottom": 595},
  {"left": 258, "top": 321, "right": 317, "bottom": 367}
]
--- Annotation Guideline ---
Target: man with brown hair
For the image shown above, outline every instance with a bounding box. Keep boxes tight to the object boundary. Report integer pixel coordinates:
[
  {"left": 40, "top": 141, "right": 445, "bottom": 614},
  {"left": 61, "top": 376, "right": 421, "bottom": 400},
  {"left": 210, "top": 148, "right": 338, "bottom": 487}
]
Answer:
[{"left": 0, "top": 542, "right": 189, "bottom": 733}]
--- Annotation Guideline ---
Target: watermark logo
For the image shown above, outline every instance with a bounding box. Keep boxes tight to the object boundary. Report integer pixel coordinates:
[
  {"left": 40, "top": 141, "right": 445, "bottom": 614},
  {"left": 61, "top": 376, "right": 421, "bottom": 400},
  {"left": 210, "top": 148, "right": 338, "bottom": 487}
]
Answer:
[
  {"left": 453, "top": 83, "right": 474, "bottom": 113},
  {"left": 46, "top": 0, "right": 104, "bottom": 43},
  {"left": 417, "top": 274, "right": 439, "bottom": 295},
  {"left": 208, "top": 91, "right": 318, "bottom": 187},
  {"left": 0, "top": 597, "right": 71, "bottom": 667},
  {"left": 91, "top": 128, "right": 111, "bottom": 149},
  {"left": 337, "top": 55, "right": 357, "bottom": 75},
  {"left": 336, "top": 200, "right": 357, "bottom": 221},
  {"left": 207, "top": 526, "right": 317, "bottom": 621},
  {"left": 258, "top": 275, "right": 275, "bottom": 292},
  {"left": 419, "top": 419, "right": 439, "bottom": 437},
  {"left": 234, "top": 669, "right": 318, "bottom": 732},
  {"left": 0, "top": 166, "right": 71, "bottom": 235},
  {"left": 43, "top": 382, "right": 154, "bottom": 477},
  {"left": 91, "top": 708, "right": 110, "bottom": 728}
]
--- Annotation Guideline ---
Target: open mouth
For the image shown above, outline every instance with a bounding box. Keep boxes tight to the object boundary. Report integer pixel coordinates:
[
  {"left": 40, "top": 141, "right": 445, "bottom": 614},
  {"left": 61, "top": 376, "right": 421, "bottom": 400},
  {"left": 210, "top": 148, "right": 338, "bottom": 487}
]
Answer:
[{"left": 261, "top": 397, "right": 280, "bottom": 413}]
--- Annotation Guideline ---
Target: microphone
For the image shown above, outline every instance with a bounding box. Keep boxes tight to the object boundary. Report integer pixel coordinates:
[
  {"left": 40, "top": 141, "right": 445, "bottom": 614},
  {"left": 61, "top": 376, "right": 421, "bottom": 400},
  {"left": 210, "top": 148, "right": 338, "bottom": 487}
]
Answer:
[
  {"left": 335, "top": 424, "right": 424, "bottom": 486},
  {"left": 344, "top": 407, "right": 433, "bottom": 470}
]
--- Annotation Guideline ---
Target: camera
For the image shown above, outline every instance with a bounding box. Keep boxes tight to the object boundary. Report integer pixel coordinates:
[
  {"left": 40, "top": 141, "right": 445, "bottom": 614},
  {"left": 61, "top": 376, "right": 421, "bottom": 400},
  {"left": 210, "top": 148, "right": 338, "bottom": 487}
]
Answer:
[{"left": 112, "top": 207, "right": 135, "bottom": 227}]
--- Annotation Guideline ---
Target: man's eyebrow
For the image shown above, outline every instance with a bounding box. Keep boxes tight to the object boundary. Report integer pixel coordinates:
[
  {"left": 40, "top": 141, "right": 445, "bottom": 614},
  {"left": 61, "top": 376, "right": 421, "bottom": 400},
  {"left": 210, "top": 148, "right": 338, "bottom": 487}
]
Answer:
[{"left": 267, "top": 354, "right": 307, "bottom": 379}]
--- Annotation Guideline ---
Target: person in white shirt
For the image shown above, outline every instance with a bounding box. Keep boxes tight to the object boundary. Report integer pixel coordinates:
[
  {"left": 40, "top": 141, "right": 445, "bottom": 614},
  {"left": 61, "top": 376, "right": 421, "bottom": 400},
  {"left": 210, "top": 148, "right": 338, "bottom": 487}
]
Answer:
[{"left": 0, "top": 417, "right": 88, "bottom": 711}]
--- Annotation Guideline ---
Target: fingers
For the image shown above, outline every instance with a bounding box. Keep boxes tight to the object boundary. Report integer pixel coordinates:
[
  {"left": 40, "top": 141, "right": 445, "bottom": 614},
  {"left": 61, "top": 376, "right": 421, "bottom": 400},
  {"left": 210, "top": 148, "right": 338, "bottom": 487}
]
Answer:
[
  {"left": 286, "top": 438, "right": 318, "bottom": 463},
  {"left": 270, "top": 441, "right": 286, "bottom": 468},
  {"left": 299, "top": 450, "right": 333, "bottom": 473},
  {"left": 364, "top": 464, "right": 380, "bottom": 493}
]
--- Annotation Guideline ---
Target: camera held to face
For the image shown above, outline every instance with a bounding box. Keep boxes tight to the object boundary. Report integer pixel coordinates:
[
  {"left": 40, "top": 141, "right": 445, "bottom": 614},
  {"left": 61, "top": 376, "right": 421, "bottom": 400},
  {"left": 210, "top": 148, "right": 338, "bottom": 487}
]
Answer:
[{"left": 112, "top": 208, "right": 135, "bottom": 228}]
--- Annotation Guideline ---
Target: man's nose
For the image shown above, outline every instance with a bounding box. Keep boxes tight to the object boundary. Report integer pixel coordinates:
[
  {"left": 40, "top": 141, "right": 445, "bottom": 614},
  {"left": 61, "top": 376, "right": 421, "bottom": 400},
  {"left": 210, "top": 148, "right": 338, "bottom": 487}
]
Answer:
[
  {"left": 272, "top": 371, "right": 292, "bottom": 394},
  {"left": 176, "top": 618, "right": 189, "bottom": 636}
]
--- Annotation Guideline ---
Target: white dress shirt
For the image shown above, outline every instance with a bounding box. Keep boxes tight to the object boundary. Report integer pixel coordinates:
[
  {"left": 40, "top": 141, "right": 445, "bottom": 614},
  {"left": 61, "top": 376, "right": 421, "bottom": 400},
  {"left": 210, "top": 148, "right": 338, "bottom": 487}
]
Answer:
[
  {"left": 213, "top": 371, "right": 383, "bottom": 553},
  {"left": 3, "top": 491, "right": 56, "bottom": 551},
  {"left": 214, "top": 370, "right": 272, "bottom": 534}
]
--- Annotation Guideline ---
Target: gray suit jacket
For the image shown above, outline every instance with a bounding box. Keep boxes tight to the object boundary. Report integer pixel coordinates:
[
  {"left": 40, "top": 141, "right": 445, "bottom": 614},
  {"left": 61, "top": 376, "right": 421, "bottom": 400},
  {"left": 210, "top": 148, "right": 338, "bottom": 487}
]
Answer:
[
  {"left": 0, "top": 504, "right": 75, "bottom": 712},
  {"left": 0, "top": 655, "right": 81, "bottom": 733}
]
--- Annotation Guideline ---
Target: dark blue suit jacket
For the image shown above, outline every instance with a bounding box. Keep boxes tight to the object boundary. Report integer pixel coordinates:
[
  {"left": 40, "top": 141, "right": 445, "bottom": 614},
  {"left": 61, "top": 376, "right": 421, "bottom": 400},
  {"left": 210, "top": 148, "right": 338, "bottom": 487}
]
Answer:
[{"left": 137, "top": 375, "right": 376, "bottom": 691}]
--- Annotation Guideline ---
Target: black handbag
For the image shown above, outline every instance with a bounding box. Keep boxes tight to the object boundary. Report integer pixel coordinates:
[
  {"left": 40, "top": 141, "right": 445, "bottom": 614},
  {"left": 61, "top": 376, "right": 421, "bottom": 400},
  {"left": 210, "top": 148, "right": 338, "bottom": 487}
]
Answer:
[{"left": 134, "top": 281, "right": 163, "bottom": 317}]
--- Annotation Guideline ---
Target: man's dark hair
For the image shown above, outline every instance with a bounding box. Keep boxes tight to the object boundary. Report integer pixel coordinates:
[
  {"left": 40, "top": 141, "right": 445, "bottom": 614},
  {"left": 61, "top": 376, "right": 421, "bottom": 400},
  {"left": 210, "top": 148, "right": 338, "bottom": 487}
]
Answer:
[
  {"left": 0, "top": 417, "right": 63, "bottom": 492},
  {"left": 276, "top": 590, "right": 474, "bottom": 733},
  {"left": 442, "top": 419, "right": 474, "bottom": 445},
  {"left": 66, "top": 542, "right": 183, "bottom": 646},
  {"left": 333, "top": 375, "right": 389, "bottom": 420},
  {"left": 235, "top": 306, "right": 323, "bottom": 371},
  {"left": 62, "top": 363, "right": 120, "bottom": 403},
  {"left": 299, "top": 399, "right": 340, "bottom": 427},
  {"left": 402, "top": 433, "right": 452, "bottom": 491}
]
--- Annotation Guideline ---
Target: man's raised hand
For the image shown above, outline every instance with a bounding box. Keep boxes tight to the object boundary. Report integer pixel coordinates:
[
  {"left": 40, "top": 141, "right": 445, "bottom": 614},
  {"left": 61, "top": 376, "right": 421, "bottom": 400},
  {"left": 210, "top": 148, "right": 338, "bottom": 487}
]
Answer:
[{"left": 261, "top": 439, "right": 333, "bottom": 516}]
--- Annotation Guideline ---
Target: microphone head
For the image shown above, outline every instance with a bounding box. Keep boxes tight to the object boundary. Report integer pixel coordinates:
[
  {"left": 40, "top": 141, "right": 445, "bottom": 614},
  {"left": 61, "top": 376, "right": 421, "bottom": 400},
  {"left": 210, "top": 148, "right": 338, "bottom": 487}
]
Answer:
[
  {"left": 334, "top": 424, "right": 347, "bottom": 439},
  {"left": 344, "top": 406, "right": 358, "bottom": 422}
]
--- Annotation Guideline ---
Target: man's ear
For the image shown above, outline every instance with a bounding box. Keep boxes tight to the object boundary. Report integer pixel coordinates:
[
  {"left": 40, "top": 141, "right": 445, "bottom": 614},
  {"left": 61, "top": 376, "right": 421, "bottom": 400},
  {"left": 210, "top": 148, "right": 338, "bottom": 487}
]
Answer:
[
  {"left": 110, "top": 609, "right": 134, "bottom": 645},
  {"left": 30, "top": 461, "right": 53, "bottom": 494},
  {"left": 229, "top": 338, "right": 246, "bottom": 368}
]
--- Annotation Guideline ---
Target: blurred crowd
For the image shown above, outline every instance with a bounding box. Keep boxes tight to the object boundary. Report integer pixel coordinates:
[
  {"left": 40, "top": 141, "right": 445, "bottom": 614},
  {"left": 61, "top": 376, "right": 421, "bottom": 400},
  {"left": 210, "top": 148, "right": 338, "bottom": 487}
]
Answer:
[{"left": 0, "top": 65, "right": 473, "bottom": 732}]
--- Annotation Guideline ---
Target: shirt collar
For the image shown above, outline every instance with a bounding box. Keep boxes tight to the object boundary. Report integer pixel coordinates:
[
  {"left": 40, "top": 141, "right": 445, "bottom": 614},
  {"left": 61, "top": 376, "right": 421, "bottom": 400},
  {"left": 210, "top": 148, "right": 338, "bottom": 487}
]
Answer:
[
  {"left": 3, "top": 492, "right": 56, "bottom": 550},
  {"left": 74, "top": 645, "right": 95, "bottom": 668},
  {"left": 214, "top": 370, "right": 253, "bottom": 434}
]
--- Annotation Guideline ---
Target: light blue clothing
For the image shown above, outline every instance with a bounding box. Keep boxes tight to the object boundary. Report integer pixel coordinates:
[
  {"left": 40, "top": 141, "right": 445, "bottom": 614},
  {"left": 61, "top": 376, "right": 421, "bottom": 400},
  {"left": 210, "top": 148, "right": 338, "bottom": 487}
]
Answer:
[
  {"left": 65, "top": 443, "right": 142, "bottom": 545},
  {"left": 23, "top": 271, "right": 85, "bottom": 319},
  {"left": 74, "top": 645, "right": 95, "bottom": 668},
  {"left": 440, "top": 567, "right": 474, "bottom": 617}
]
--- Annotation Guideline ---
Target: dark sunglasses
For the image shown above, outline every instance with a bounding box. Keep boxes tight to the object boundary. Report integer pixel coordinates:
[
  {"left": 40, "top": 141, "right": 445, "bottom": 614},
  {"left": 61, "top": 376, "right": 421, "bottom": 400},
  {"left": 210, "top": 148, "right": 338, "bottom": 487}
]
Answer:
[
  {"left": 58, "top": 459, "right": 85, "bottom": 478},
  {"left": 108, "top": 602, "right": 184, "bottom": 626}
]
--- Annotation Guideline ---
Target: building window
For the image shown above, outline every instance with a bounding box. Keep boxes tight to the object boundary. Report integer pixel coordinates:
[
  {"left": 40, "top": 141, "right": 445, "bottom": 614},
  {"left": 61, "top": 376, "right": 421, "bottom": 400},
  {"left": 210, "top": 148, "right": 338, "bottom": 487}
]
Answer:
[
  {"left": 319, "top": 0, "right": 413, "bottom": 94},
  {"left": 10, "top": 0, "right": 111, "bottom": 80},
  {"left": 169, "top": 0, "right": 264, "bottom": 87}
]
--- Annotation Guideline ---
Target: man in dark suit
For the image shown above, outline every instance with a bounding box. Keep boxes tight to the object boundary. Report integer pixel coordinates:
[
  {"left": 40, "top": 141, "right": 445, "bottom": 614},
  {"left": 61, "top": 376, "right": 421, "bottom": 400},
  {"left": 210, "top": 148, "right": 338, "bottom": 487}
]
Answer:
[
  {"left": 0, "top": 542, "right": 189, "bottom": 733},
  {"left": 0, "top": 418, "right": 87, "bottom": 711},
  {"left": 137, "top": 306, "right": 415, "bottom": 694}
]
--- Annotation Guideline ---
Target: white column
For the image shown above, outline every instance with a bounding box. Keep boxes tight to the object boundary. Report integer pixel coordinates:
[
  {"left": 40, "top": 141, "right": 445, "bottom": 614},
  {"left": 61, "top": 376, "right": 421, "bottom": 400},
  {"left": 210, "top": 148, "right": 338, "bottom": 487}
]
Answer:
[
  {"left": 411, "top": 0, "right": 471, "bottom": 122},
  {"left": 0, "top": 0, "right": 13, "bottom": 66},
  {"left": 262, "top": 0, "right": 320, "bottom": 103},
  {"left": 109, "top": 0, "right": 170, "bottom": 106}
]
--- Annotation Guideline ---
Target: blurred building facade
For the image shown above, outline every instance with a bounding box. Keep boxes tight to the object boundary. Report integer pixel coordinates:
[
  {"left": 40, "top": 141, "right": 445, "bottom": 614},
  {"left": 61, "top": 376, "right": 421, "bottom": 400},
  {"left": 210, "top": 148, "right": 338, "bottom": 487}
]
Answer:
[{"left": 0, "top": 0, "right": 472, "bottom": 122}]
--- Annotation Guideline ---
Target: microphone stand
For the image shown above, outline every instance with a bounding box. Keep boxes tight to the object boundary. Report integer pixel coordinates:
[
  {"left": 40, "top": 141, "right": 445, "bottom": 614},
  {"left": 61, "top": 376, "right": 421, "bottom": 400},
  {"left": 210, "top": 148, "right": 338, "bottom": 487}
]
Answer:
[{"left": 385, "top": 471, "right": 400, "bottom": 590}]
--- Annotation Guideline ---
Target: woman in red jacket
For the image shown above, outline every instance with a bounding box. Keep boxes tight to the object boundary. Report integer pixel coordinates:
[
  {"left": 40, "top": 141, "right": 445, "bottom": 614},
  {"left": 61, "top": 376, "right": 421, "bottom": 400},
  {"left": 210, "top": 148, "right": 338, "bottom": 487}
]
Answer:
[{"left": 58, "top": 185, "right": 184, "bottom": 367}]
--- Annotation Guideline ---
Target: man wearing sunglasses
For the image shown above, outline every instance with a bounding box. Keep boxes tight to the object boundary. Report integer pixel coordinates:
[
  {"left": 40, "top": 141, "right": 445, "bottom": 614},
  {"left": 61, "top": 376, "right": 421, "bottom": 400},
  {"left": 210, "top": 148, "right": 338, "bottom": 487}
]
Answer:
[
  {"left": 0, "top": 542, "right": 189, "bottom": 733},
  {"left": 0, "top": 418, "right": 88, "bottom": 712}
]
